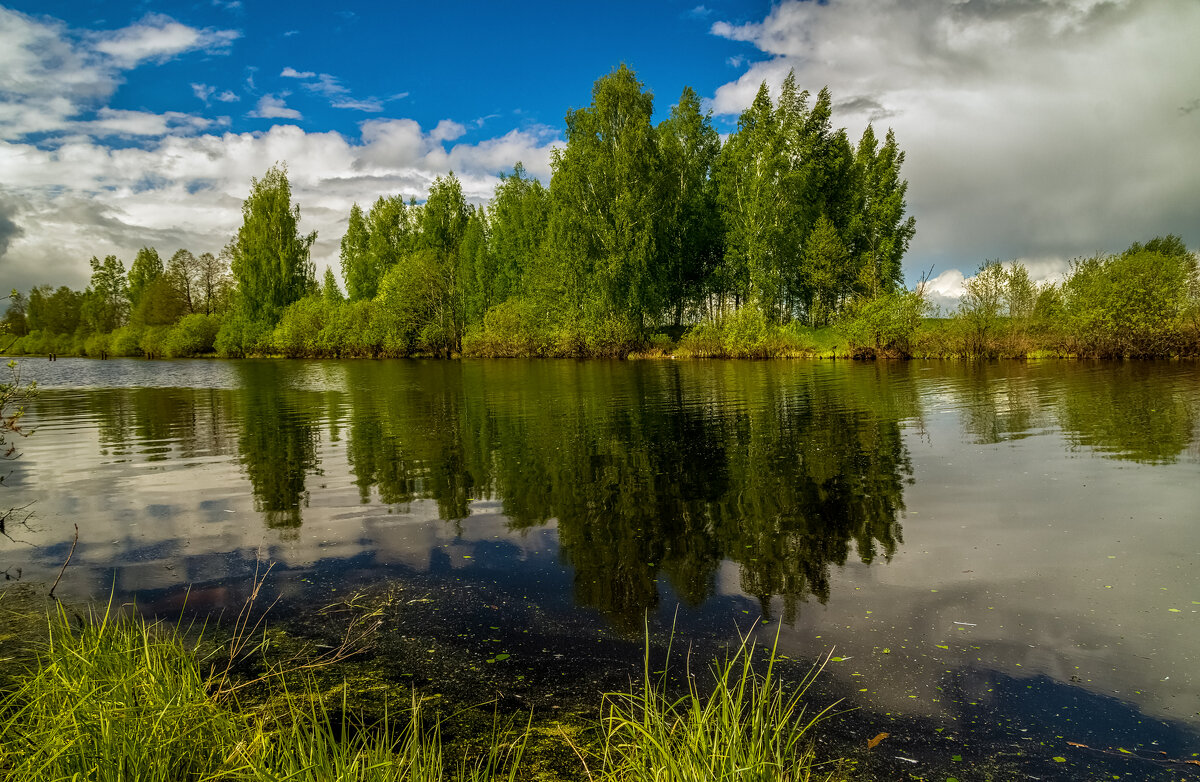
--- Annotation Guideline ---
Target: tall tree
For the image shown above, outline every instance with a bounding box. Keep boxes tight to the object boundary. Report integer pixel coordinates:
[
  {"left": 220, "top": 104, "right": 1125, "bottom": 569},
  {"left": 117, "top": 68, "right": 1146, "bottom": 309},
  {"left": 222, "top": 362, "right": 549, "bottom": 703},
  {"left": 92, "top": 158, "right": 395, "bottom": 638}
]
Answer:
[
  {"left": 127, "top": 247, "right": 162, "bottom": 310},
  {"left": 339, "top": 203, "right": 372, "bottom": 301},
  {"left": 488, "top": 163, "right": 549, "bottom": 307},
  {"left": 550, "top": 64, "right": 666, "bottom": 329},
  {"left": 3, "top": 290, "right": 28, "bottom": 337},
  {"left": 715, "top": 81, "right": 786, "bottom": 318},
  {"left": 27, "top": 285, "right": 83, "bottom": 335},
  {"left": 459, "top": 206, "right": 491, "bottom": 329},
  {"left": 229, "top": 164, "right": 317, "bottom": 324},
  {"left": 852, "top": 127, "right": 916, "bottom": 297},
  {"left": 322, "top": 267, "right": 344, "bottom": 303},
  {"left": 166, "top": 249, "right": 201, "bottom": 315},
  {"left": 658, "top": 86, "right": 722, "bottom": 325},
  {"left": 197, "top": 251, "right": 233, "bottom": 315},
  {"left": 81, "top": 255, "right": 129, "bottom": 333}
]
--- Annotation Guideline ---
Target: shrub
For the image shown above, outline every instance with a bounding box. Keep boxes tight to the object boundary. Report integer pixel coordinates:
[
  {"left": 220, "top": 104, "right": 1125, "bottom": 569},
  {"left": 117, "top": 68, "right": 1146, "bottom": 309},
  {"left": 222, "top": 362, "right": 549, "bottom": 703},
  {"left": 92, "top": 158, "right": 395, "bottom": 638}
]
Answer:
[
  {"left": 837, "top": 290, "right": 928, "bottom": 358},
  {"left": 164, "top": 314, "right": 222, "bottom": 357}
]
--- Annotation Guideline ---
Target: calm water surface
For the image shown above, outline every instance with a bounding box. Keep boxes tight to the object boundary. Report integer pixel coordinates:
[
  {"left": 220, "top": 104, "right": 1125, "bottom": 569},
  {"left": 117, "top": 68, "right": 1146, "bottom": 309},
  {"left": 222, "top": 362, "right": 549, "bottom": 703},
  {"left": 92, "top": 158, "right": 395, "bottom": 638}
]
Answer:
[{"left": 4, "top": 358, "right": 1199, "bottom": 779}]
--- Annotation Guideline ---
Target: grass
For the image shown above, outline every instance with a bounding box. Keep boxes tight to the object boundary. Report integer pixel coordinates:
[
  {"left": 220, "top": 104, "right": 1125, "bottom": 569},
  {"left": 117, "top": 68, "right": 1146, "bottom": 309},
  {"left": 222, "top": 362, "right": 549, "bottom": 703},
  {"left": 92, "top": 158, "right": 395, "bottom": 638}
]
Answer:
[
  {"left": 595, "top": 629, "right": 840, "bottom": 782},
  {"left": 0, "top": 598, "right": 839, "bottom": 781}
]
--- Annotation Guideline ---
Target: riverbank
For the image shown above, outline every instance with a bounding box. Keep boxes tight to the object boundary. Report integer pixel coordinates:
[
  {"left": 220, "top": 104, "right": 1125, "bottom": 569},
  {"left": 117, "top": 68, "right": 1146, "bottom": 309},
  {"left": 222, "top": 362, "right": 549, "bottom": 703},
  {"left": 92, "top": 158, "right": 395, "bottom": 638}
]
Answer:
[{"left": 0, "top": 585, "right": 848, "bottom": 782}]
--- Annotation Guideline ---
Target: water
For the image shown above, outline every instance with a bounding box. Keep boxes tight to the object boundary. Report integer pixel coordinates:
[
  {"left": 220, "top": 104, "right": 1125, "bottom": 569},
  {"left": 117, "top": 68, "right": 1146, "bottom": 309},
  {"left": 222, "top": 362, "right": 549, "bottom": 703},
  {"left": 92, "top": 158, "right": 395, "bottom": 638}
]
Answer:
[{"left": 4, "top": 357, "right": 1199, "bottom": 778}]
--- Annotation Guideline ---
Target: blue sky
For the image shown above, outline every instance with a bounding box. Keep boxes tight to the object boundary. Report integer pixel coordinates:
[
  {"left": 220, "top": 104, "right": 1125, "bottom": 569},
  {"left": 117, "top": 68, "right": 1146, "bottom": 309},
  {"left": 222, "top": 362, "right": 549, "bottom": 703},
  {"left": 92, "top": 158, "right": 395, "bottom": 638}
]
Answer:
[
  {"left": 2, "top": 0, "right": 1198, "bottom": 305},
  {"left": 16, "top": 0, "right": 769, "bottom": 141}
]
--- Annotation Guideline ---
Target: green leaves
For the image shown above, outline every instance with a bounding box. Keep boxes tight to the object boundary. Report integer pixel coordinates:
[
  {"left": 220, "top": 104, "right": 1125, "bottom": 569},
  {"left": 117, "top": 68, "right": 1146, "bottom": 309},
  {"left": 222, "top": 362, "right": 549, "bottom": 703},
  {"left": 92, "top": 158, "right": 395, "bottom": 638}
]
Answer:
[{"left": 229, "top": 163, "right": 317, "bottom": 326}]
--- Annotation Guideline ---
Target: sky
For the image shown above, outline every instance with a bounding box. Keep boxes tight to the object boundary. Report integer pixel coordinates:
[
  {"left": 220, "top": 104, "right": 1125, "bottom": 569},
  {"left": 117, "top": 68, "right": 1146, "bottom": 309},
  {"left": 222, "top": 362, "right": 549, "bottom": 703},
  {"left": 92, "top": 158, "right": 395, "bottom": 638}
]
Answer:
[{"left": 1, "top": 0, "right": 1198, "bottom": 309}]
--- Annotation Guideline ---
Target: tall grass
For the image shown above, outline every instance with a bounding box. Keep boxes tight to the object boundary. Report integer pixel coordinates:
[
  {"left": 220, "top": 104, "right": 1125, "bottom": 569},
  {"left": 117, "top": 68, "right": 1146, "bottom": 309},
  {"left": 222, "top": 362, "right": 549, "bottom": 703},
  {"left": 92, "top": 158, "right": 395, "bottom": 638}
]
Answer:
[
  {"left": 0, "top": 601, "right": 525, "bottom": 782},
  {"left": 0, "top": 602, "right": 241, "bottom": 781},
  {"left": 598, "top": 629, "right": 839, "bottom": 782},
  {"left": 0, "top": 598, "right": 837, "bottom": 781}
]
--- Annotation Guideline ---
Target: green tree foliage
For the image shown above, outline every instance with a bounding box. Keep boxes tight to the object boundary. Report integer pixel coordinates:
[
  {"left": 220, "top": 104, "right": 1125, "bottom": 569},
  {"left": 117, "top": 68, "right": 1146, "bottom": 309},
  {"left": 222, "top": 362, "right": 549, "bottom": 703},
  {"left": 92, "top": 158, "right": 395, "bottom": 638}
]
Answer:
[
  {"left": 458, "top": 206, "right": 490, "bottom": 329},
  {"left": 550, "top": 64, "right": 666, "bottom": 331},
  {"left": 81, "top": 255, "right": 129, "bottom": 334},
  {"left": 339, "top": 203, "right": 371, "bottom": 301},
  {"left": 126, "top": 246, "right": 162, "bottom": 311},
  {"left": 2, "top": 290, "right": 28, "bottom": 338},
  {"left": 197, "top": 251, "right": 234, "bottom": 315},
  {"left": 228, "top": 164, "right": 317, "bottom": 325},
  {"left": 166, "top": 249, "right": 202, "bottom": 315},
  {"left": 658, "top": 86, "right": 722, "bottom": 325},
  {"left": 27, "top": 285, "right": 83, "bottom": 336},
  {"left": 322, "top": 267, "right": 344, "bottom": 303},
  {"left": 487, "top": 164, "right": 549, "bottom": 309},
  {"left": 1060, "top": 238, "right": 1199, "bottom": 357},
  {"left": 850, "top": 127, "right": 916, "bottom": 298}
]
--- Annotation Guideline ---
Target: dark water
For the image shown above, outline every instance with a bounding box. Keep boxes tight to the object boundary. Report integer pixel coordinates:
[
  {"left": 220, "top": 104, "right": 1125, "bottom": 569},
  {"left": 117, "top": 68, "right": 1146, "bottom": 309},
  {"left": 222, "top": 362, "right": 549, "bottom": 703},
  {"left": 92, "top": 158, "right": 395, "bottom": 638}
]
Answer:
[{"left": 4, "top": 358, "right": 1199, "bottom": 779}]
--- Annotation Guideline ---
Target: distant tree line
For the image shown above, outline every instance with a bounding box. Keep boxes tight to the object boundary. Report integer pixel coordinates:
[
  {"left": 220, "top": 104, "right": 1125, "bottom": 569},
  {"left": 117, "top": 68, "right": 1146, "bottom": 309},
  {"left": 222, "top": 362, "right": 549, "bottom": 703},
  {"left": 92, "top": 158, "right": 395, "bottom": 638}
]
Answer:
[{"left": 3, "top": 65, "right": 1196, "bottom": 360}]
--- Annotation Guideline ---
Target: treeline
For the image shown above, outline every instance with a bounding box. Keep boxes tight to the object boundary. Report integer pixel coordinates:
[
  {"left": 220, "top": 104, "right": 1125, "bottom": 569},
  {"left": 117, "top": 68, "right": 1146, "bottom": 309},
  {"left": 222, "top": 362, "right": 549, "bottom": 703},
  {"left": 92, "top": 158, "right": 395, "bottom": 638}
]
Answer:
[
  {"left": 4, "top": 65, "right": 1196, "bottom": 361},
  {"left": 895, "top": 235, "right": 1200, "bottom": 359},
  {"left": 3, "top": 66, "right": 918, "bottom": 359}
]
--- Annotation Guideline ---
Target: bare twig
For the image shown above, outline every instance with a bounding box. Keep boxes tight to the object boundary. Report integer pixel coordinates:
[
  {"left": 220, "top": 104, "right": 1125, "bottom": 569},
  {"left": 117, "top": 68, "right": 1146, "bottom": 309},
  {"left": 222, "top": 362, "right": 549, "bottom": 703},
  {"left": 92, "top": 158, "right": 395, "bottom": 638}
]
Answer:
[{"left": 48, "top": 522, "right": 78, "bottom": 598}]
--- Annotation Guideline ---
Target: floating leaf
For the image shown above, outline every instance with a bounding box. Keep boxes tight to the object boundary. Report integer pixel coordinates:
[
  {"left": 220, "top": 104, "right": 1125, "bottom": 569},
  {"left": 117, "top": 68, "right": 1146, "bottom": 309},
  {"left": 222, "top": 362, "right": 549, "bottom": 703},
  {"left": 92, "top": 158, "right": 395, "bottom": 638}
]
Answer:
[
  {"left": 494, "top": 653, "right": 510, "bottom": 661},
  {"left": 1053, "top": 756, "right": 1067, "bottom": 763},
  {"left": 951, "top": 754, "right": 962, "bottom": 761},
  {"left": 867, "top": 732, "right": 889, "bottom": 749}
]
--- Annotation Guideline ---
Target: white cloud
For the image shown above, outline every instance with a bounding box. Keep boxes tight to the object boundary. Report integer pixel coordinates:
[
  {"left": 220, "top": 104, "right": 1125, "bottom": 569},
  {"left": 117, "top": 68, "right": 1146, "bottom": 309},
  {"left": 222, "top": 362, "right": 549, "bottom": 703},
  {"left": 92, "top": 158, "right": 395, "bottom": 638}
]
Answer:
[
  {"left": 91, "top": 13, "right": 239, "bottom": 68},
  {"left": 708, "top": 0, "right": 1200, "bottom": 285},
  {"left": 430, "top": 119, "right": 466, "bottom": 143},
  {"left": 0, "top": 7, "right": 238, "bottom": 142},
  {"left": 191, "top": 83, "right": 215, "bottom": 102},
  {"left": 249, "top": 94, "right": 302, "bottom": 120},
  {"left": 332, "top": 97, "right": 384, "bottom": 112},
  {"left": 280, "top": 66, "right": 315, "bottom": 79},
  {"left": 215, "top": 90, "right": 240, "bottom": 103},
  {"left": 304, "top": 73, "right": 349, "bottom": 98}
]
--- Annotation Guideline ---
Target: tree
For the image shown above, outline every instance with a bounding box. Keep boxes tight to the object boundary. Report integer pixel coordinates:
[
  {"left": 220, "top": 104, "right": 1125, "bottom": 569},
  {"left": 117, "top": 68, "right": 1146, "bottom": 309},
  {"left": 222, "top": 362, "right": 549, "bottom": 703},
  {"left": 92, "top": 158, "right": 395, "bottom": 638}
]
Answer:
[
  {"left": 322, "top": 267, "right": 344, "bottom": 303},
  {"left": 229, "top": 164, "right": 317, "bottom": 324},
  {"left": 27, "top": 285, "right": 82, "bottom": 335},
  {"left": 804, "top": 215, "right": 851, "bottom": 325},
  {"left": 549, "top": 64, "right": 666, "bottom": 331},
  {"left": 488, "top": 163, "right": 549, "bottom": 307},
  {"left": 658, "top": 86, "right": 722, "bottom": 325},
  {"left": 339, "top": 203, "right": 372, "bottom": 300},
  {"left": 166, "top": 249, "right": 202, "bottom": 315},
  {"left": 2, "top": 291, "right": 28, "bottom": 338},
  {"left": 852, "top": 127, "right": 916, "bottom": 298},
  {"left": 81, "top": 255, "right": 129, "bottom": 333},
  {"left": 197, "top": 252, "right": 233, "bottom": 315},
  {"left": 127, "top": 246, "right": 162, "bottom": 311},
  {"left": 715, "top": 81, "right": 786, "bottom": 319}
]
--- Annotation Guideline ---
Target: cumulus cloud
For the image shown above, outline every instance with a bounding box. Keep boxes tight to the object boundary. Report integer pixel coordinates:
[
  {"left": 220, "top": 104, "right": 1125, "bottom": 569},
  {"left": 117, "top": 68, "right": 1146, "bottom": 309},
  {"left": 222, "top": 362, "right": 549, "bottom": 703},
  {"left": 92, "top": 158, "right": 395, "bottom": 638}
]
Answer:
[
  {"left": 249, "top": 94, "right": 302, "bottom": 120},
  {"left": 0, "top": 7, "right": 238, "bottom": 142},
  {"left": 708, "top": 0, "right": 1200, "bottom": 284},
  {"left": 280, "top": 66, "right": 314, "bottom": 79}
]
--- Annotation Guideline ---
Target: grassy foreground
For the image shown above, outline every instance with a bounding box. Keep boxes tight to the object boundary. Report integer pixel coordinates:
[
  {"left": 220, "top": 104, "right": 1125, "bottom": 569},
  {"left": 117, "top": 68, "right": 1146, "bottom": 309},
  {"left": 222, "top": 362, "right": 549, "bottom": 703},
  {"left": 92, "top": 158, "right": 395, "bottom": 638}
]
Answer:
[{"left": 0, "top": 602, "right": 841, "bottom": 782}]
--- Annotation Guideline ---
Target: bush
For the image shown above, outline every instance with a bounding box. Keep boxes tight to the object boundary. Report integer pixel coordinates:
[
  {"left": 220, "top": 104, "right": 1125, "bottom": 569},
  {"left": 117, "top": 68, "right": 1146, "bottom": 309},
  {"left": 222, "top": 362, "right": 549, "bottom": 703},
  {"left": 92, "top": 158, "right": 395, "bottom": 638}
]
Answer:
[
  {"left": 215, "top": 313, "right": 274, "bottom": 358},
  {"left": 164, "top": 314, "right": 222, "bottom": 357},
  {"left": 837, "top": 290, "right": 929, "bottom": 358},
  {"left": 463, "top": 299, "right": 555, "bottom": 358},
  {"left": 1060, "top": 248, "right": 1197, "bottom": 357},
  {"left": 110, "top": 325, "right": 145, "bottom": 356},
  {"left": 676, "top": 308, "right": 816, "bottom": 359}
]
